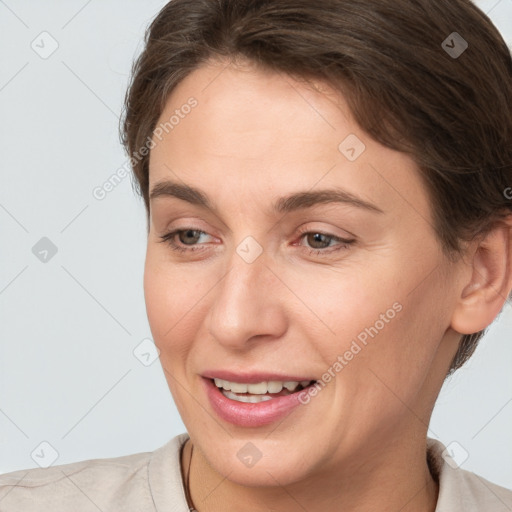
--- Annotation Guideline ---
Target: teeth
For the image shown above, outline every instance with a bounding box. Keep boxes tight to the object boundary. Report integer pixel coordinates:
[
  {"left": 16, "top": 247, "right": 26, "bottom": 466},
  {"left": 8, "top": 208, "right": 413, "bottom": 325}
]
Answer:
[
  {"left": 267, "top": 381, "right": 283, "bottom": 393},
  {"left": 230, "top": 381, "right": 248, "bottom": 393},
  {"left": 284, "top": 381, "right": 303, "bottom": 391},
  {"left": 222, "top": 390, "right": 274, "bottom": 403},
  {"left": 213, "top": 378, "right": 313, "bottom": 394}
]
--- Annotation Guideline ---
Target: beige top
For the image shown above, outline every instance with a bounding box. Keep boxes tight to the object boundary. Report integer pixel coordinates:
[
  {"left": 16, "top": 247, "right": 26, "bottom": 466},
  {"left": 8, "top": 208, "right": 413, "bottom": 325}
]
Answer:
[{"left": 0, "top": 434, "right": 511, "bottom": 511}]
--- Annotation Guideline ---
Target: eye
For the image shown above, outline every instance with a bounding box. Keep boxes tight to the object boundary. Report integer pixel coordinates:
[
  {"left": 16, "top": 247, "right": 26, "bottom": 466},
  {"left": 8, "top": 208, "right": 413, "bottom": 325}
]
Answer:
[
  {"left": 157, "top": 228, "right": 213, "bottom": 253},
  {"left": 157, "top": 227, "right": 355, "bottom": 257},
  {"left": 295, "top": 227, "right": 355, "bottom": 256}
]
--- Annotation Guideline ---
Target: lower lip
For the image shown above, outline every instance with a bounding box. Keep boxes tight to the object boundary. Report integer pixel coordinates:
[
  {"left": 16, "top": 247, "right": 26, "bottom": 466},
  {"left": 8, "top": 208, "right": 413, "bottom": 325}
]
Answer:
[{"left": 202, "top": 377, "right": 314, "bottom": 428}]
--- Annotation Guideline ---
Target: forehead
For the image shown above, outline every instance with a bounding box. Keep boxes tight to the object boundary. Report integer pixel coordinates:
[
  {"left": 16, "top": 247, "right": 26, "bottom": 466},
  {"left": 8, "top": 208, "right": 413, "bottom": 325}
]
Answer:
[
  {"left": 148, "top": 59, "right": 431, "bottom": 222},
  {"left": 153, "top": 59, "right": 344, "bottom": 158}
]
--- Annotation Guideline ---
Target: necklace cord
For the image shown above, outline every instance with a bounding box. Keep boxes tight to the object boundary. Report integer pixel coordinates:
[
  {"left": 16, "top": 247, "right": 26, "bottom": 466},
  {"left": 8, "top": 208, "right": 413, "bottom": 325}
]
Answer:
[{"left": 185, "top": 440, "right": 196, "bottom": 511}]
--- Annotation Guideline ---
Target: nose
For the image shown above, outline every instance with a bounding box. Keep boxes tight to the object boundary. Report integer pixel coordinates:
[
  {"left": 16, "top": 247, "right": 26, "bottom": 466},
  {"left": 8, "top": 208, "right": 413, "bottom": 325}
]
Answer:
[{"left": 205, "top": 247, "right": 288, "bottom": 350}]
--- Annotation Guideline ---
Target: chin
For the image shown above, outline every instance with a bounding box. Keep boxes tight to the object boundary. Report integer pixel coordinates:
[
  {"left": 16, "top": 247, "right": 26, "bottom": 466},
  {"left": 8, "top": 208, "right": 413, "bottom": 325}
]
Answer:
[{"left": 198, "top": 438, "right": 314, "bottom": 488}]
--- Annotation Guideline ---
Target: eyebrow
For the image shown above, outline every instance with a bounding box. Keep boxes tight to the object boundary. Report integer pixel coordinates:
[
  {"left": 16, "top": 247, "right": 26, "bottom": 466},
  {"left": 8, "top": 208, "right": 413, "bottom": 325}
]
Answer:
[{"left": 149, "top": 180, "right": 384, "bottom": 215}]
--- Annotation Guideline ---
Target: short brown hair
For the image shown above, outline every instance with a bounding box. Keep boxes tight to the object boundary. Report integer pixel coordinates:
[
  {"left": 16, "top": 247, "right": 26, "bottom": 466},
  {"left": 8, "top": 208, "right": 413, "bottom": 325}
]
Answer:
[{"left": 120, "top": 0, "right": 512, "bottom": 376}]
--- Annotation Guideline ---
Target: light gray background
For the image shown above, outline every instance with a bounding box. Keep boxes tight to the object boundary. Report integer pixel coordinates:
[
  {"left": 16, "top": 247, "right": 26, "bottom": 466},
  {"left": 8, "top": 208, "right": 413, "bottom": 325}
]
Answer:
[{"left": 1, "top": 0, "right": 511, "bottom": 489}]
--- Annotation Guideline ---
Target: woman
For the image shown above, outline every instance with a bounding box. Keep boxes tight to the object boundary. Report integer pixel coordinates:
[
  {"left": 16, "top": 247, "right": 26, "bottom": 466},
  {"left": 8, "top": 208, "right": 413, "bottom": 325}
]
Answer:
[{"left": 1, "top": 0, "right": 512, "bottom": 510}]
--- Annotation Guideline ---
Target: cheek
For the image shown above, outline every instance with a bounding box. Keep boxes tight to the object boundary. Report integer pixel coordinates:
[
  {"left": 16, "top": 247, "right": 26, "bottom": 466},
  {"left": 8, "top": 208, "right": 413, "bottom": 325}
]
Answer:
[
  {"left": 143, "top": 253, "right": 194, "bottom": 351},
  {"left": 143, "top": 258, "right": 192, "bottom": 406},
  {"left": 143, "top": 250, "right": 218, "bottom": 367},
  {"left": 290, "top": 252, "right": 444, "bottom": 388},
  {"left": 143, "top": 262, "right": 174, "bottom": 340},
  {"left": 285, "top": 261, "right": 402, "bottom": 348},
  {"left": 333, "top": 274, "right": 449, "bottom": 417}
]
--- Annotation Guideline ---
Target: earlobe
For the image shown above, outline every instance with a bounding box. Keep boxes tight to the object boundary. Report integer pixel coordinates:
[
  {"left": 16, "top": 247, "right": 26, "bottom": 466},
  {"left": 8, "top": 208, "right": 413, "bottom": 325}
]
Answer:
[{"left": 450, "top": 217, "right": 512, "bottom": 335}]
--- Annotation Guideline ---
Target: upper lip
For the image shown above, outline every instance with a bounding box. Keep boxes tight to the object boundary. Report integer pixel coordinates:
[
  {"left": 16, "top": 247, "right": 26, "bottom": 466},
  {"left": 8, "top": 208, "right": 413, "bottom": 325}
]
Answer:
[{"left": 202, "top": 370, "right": 317, "bottom": 384}]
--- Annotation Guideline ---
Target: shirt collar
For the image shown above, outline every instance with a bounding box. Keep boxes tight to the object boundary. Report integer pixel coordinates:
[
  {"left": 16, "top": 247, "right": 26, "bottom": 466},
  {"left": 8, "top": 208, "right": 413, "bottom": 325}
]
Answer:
[{"left": 427, "top": 437, "right": 512, "bottom": 511}]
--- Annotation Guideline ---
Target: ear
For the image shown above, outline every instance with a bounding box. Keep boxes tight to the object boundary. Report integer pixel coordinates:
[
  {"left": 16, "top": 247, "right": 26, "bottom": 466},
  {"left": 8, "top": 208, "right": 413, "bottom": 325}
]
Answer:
[{"left": 450, "top": 214, "right": 512, "bottom": 335}]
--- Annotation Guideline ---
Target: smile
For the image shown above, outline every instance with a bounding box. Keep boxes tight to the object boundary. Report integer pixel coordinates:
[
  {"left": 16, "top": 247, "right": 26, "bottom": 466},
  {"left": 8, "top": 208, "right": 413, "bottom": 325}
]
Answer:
[
  {"left": 202, "top": 376, "right": 319, "bottom": 427},
  {"left": 213, "top": 378, "right": 315, "bottom": 403}
]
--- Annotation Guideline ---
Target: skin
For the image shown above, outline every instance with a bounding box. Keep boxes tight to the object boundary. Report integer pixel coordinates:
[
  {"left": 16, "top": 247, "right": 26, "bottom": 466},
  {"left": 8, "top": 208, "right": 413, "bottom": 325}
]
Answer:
[{"left": 144, "top": 57, "right": 512, "bottom": 512}]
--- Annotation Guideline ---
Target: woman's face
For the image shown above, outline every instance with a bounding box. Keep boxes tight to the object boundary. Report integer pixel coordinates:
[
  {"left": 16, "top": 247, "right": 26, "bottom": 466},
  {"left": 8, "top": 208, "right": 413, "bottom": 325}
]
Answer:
[{"left": 144, "top": 58, "right": 463, "bottom": 485}]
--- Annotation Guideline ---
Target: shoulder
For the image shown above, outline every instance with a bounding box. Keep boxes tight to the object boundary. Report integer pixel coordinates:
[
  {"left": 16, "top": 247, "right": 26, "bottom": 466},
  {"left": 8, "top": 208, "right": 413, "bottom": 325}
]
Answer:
[
  {"left": 0, "top": 433, "right": 190, "bottom": 512},
  {"left": 427, "top": 437, "right": 512, "bottom": 512}
]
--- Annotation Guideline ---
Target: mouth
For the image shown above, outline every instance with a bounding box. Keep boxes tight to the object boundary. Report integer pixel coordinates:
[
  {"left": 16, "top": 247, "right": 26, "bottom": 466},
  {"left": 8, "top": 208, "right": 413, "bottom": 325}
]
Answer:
[
  {"left": 211, "top": 378, "right": 317, "bottom": 403},
  {"left": 201, "top": 375, "right": 319, "bottom": 427}
]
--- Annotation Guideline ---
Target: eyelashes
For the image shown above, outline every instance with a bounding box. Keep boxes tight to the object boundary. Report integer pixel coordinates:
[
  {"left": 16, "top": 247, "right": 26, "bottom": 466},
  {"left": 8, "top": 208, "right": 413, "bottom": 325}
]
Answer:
[
  {"left": 157, "top": 227, "right": 355, "bottom": 257},
  {"left": 158, "top": 229, "right": 210, "bottom": 253}
]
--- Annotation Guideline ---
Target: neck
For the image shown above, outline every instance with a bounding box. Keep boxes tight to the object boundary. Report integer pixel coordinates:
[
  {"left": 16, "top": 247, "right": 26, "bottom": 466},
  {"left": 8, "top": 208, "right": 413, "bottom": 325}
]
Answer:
[{"left": 181, "top": 433, "right": 439, "bottom": 512}]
